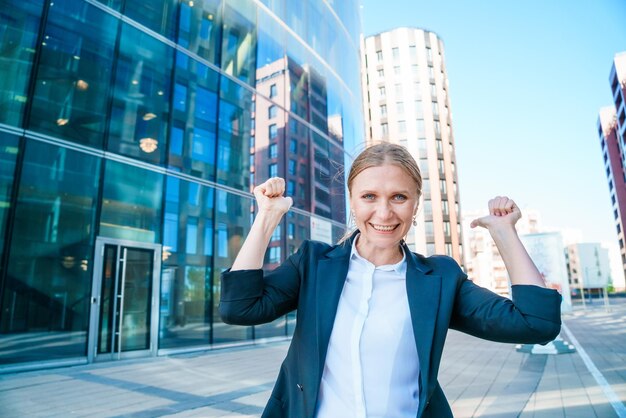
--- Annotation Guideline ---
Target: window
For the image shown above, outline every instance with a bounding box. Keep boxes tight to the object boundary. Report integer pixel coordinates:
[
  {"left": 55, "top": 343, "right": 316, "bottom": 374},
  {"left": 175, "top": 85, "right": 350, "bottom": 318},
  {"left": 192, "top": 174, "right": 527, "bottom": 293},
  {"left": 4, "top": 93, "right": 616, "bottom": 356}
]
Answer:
[
  {"left": 394, "top": 66, "right": 401, "bottom": 76},
  {"left": 381, "top": 123, "right": 389, "bottom": 136},
  {"left": 269, "top": 143, "right": 278, "bottom": 158},
  {"left": 378, "top": 69, "right": 384, "bottom": 77},
  {"left": 412, "top": 64, "right": 419, "bottom": 76},
  {"left": 425, "top": 221, "right": 434, "bottom": 235},
  {"left": 269, "top": 163, "right": 278, "bottom": 177},
  {"left": 398, "top": 120, "right": 406, "bottom": 133},
  {"left": 416, "top": 119, "right": 425, "bottom": 135},
  {"left": 380, "top": 104, "right": 387, "bottom": 116},
  {"left": 443, "top": 221, "right": 451, "bottom": 236},
  {"left": 270, "top": 83, "right": 278, "bottom": 98},
  {"left": 442, "top": 200, "right": 449, "bottom": 215},
  {"left": 268, "top": 105, "right": 277, "bottom": 119},
  {"left": 269, "top": 124, "right": 278, "bottom": 139},
  {"left": 392, "top": 47, "right": 400, "bottom": 60},
  {"left": 288, "top": 159, "right": 297, "bottom": 175},
  {"left": 432, "top": 102, "right": 439, "bottom": 119},
  {"left": 395, "top": 84, "right": 403, "bottom": 96},
  {"left": 269, "top": 246, "right": 281, "bottom": 263},
  {"left": 440, "top": 179, "right": 447, "bottom": 194},
  {"left": 376, "top": 50, "right": 383, "bottom": 61},
  {"left": 396, "top": 102, "right": 404, "bottom": 114},
  {"left": 415, "top": 100, "right": 423, "bottom": 118},
  {"left": 271, "top": 225, "right": 281, "bottom": 241},
  {"left": 289, "top": 138, "right": 298, "bottom": 154},
  {"left": 379, "top": 86, "right": 386, "bottom": 98},
  {"left": 434, "top": 121, "right": 441, "bottom": 136}
]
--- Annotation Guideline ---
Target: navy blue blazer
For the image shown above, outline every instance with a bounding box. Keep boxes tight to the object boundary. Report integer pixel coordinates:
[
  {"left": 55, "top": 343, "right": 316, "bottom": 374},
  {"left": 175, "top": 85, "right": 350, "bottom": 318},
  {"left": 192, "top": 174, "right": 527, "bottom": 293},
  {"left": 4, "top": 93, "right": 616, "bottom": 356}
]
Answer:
[{"left": 219, "top": 234, "right": 561, "bottom": 418}]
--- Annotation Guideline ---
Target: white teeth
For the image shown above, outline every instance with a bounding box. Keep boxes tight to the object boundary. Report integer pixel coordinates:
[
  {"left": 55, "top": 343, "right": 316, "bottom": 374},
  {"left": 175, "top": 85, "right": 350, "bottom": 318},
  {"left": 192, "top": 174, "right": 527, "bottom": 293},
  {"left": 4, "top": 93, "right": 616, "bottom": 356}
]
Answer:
[{"left": 372, "top": 224, "right": 396, "bottom": 231}]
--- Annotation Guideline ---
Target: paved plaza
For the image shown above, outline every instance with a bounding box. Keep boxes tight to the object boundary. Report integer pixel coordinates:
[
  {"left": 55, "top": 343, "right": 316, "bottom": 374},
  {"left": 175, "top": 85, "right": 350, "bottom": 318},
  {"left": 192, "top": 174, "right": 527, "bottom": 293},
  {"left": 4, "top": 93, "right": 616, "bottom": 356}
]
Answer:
[{"left": 1, "top": 298, "right": 625, "bottom": 418}]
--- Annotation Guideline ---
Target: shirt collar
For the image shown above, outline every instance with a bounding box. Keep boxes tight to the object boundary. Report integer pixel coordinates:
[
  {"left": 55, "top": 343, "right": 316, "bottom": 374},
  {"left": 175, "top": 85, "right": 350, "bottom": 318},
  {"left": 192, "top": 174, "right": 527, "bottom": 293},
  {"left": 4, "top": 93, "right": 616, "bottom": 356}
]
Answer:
[{"left": 350, "top": 233, "right": 407, "bottom": 274}]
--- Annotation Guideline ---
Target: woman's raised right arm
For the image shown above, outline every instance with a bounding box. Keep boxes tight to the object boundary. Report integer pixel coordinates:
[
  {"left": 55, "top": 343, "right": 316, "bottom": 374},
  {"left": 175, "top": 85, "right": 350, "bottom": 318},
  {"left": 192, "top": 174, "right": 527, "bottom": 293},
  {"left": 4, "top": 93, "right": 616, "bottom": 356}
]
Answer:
[{"left": 231, "top": 177, "right": 292, "bottom": 271}]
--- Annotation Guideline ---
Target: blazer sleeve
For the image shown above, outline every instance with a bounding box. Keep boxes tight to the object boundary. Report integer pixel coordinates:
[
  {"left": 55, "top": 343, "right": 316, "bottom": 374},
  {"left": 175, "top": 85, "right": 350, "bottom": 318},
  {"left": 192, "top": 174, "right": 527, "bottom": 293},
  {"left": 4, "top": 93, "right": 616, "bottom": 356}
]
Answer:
[
  {"left": 450, "top": 272, "right": 562, "bottom": 345},
  {"left": 218, "top": 241, "right": 309, "bottom": 326}
]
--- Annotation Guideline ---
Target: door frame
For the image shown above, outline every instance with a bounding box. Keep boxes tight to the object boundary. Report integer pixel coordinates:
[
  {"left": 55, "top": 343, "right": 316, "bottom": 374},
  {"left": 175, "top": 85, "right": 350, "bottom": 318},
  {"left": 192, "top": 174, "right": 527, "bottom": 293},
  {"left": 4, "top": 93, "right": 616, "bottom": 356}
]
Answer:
[{"left": 87, "top": 237, "right": 162, "bottom": 363}]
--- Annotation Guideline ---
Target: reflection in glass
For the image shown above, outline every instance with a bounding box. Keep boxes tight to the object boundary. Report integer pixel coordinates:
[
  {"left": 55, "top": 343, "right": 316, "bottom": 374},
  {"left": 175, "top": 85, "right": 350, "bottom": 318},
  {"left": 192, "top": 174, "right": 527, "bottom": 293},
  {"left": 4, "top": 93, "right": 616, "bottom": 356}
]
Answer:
[
  {"left": 0, "top": 0, "right": 43, "bottom": 126},
  {"left": 122, "top": 0, "right": 178, "bottom": 40},
  {"left": 257, "top": 10, "right": 285, "bottom": 75},
  {"left": 120, "top": 247, "right": 153, "bottom": 351},
  {"left": 109, "top": 24, "right": 173, "bottom": 164},
  {"left": 160, "top": 177, "right": 215, "bottom": 349},
  {"left": 212, "top": 190, "right": 253, "bottom": 343},
  {"left": 29, "top": 0, "right": 117, "bottom": 147},
  {"left": 0, "top": 140, "right": 100, "bottom": 364},
  {"left": 221, "top": 0, "right": 257, "bottom": 85},
  {"left": 98, "top": 245, "right": 117, "bottom": 354},
  {"left": 216, "top": 77, "right": 253, "bottom": 190},
  {"left": 168, "top": 52, "right": 219, "bottom": 180},
  {"left": 178, "top": 0, "right": 222, "bottom": 66},
  {"left": 0, "top": 133, "right": 19, "bottom": 270},
  {"left": 100, "top": 160, "right": 164, "bottom": 243}
]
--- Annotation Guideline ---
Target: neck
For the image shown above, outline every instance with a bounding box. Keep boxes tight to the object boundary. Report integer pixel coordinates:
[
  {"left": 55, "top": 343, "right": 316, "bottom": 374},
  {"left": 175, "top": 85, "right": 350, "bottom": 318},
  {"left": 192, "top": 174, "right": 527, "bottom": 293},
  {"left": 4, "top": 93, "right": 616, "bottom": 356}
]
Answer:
[{"left": 355, "top": 237, "right": 404, "bottom": 266}]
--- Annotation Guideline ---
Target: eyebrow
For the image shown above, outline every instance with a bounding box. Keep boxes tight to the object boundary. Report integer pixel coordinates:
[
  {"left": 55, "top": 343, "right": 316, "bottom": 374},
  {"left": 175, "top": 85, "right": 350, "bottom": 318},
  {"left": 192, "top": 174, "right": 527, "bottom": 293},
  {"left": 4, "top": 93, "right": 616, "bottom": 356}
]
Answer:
[{"left": 360, "top": 190, "right": 411, "bottom": 195}]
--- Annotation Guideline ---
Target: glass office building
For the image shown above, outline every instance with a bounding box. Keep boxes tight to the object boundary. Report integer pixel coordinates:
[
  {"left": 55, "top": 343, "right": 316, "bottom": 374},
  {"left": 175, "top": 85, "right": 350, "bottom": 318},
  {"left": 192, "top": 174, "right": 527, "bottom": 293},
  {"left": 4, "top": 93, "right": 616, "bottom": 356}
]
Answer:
[{"left": 0, "top": 0, "right": 364, "bottom": 370}]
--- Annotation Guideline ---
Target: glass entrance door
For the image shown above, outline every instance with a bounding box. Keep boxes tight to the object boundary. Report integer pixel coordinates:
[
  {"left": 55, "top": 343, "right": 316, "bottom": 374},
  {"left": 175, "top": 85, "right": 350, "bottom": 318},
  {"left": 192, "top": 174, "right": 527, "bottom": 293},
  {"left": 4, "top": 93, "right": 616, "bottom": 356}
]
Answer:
[{"left": 88, "top": 239, "right": 161, "bottom": 361}]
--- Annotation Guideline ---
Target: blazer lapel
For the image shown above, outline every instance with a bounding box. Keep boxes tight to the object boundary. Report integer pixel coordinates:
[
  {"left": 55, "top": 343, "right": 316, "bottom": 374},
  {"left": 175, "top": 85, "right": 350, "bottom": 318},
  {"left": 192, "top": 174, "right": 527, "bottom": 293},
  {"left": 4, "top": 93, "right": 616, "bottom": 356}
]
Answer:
[
  {"left": 315, "top": 239, "right": 352, "bottom": 374},
  {"left": 403, "top": 244, "right": 441, "bottom": 408}
]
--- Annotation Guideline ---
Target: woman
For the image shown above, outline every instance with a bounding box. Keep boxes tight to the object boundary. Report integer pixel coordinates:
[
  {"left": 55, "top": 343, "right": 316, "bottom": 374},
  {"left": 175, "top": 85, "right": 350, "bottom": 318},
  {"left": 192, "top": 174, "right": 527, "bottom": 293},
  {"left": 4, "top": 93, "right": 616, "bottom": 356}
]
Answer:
[{"left": 220, "top": 143, "right": 561, "bottom": 418}]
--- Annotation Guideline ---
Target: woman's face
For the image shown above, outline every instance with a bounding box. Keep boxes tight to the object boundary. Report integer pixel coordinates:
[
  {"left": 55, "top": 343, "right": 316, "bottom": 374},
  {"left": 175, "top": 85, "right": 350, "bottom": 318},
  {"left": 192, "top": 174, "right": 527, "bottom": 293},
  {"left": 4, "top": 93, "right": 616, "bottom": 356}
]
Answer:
[{"left": 350, "top": 164, "right": 419, "bottom": 253}]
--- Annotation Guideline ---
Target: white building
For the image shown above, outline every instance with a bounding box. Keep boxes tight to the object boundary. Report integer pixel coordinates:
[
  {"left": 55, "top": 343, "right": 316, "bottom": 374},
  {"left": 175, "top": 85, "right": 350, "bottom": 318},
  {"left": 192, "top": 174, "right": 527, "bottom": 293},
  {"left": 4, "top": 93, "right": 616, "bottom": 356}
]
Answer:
[
  {"left": 361, "top": 27, "right": 463, "bottom": 264},
  {"left": 565, "top": 243, "right": 611, "bottom": 290}
]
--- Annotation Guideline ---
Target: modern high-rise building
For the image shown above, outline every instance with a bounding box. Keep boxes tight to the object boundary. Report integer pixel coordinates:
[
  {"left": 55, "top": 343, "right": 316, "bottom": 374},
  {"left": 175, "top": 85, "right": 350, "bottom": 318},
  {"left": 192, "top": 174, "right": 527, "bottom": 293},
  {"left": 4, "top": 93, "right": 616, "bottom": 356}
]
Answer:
[
  {"left": 0, "top": 0, "right": 364, "bottom": 371},
  {"left": 598, "top": 52, "right": 626, "bottom": 286},
  {"left": 361, "top": 27, "right": 463, "bottom": 263}
]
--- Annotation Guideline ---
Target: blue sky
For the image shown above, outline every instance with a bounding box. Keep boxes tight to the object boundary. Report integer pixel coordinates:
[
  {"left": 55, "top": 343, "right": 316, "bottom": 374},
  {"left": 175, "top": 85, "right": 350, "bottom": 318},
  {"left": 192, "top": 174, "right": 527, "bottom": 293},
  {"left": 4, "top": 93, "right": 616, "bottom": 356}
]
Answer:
[{"left": 361, "top": 0, "right": 626, "bottom": 245}]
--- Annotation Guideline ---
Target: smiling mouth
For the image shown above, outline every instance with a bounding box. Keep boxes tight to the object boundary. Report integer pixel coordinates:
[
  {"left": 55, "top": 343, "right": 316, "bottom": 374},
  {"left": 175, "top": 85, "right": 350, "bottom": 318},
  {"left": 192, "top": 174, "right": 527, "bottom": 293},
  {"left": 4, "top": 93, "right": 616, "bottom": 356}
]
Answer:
[{"left": 370, "top": 223, "right": 399, "bottom": 232}]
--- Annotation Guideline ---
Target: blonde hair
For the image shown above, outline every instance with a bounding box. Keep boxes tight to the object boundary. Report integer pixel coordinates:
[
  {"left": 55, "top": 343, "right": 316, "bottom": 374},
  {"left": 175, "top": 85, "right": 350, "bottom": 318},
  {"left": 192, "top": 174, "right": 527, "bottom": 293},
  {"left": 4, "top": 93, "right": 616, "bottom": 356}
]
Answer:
[{"left": 338, "top": 143, "right": 422, "bottom": 243}]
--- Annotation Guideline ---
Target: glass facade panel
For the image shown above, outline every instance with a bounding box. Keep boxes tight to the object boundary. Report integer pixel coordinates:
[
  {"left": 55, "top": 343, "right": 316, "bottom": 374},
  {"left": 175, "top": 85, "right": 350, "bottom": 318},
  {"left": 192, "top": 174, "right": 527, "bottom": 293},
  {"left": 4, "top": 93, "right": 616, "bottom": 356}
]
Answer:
[
  {"left": 212, "top": 190, "right": 253, "bottom": 343},
  {"left": 0, "top": 140, "right": 100, "bottom": 364},
  {"left": 99, "top": 160, "right": 164, "bottom": 243},
  {"left": 122, "top": 0, "right": 178, "bottom": 40},
  {"left": 178, "top": 0, "right": 222, "bottom": 66},
  {"left": 160, "top": 177, "right": 214, "bottom": 349},
  {"left": 0, "top": 0, "right": 364, "bottom": 367},
  {"left": 256, "top": 10, "right": 286, "bottom": 76},
  {"left": 216, "top": 76, "right": 253, "bottom": 190},
  {"left": 0, "top": 0, "right": 43, "bottom": 126},
  {"left": 169, "top": 52, "right": 219, "bottom": 180},
  {"left": 0, "top": 133, "right": 20, "bottom": 280},
  {"left": 29, "top": 0, "right": 117, "bottom": 147},
  {"left": 260, "top": 0, "right": 285, "bottom": 21},
  {"left": 221, "top": 0, "right": 257, "bottom": 86},
  {"left": 108, "top": 24, "right": 173, "bottom": 165},
  {"left": 252, "top": 94, "right": 285, "bottom": 188}
]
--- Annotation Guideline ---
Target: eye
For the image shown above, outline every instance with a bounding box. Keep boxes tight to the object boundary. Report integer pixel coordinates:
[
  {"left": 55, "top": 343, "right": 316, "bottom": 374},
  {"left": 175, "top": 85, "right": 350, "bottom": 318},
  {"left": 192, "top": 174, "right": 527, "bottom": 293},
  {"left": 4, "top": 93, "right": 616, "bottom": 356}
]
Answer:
[
  {"left": 393, "top": 194, "right": 408, "bottom": 201},
  {"left": 361, "top": 193, "right": 375, "bottom": 200}
]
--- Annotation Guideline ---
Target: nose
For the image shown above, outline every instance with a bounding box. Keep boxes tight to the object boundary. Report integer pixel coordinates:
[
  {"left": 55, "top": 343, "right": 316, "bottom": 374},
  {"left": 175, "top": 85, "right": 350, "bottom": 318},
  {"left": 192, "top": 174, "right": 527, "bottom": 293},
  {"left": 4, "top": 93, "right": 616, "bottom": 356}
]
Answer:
[{"left": 375, "top": 200, "right": 393, "bottom": 220}]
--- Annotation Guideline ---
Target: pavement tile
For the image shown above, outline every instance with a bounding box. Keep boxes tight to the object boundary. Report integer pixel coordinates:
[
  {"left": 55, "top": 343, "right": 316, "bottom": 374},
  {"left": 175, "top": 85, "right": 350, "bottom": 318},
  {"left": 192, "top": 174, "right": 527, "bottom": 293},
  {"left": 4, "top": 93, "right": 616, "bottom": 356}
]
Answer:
[{"left": 1, "top": 298, "right": 625, "bottom": 417}]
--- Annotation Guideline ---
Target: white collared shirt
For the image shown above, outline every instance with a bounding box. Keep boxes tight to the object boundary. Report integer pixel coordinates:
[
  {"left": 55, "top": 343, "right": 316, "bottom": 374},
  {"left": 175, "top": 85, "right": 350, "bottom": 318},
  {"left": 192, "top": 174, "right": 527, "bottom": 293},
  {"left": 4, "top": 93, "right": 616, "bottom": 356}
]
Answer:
[{"left": 316, "top": 236, "right": 420, "bottom": 418}]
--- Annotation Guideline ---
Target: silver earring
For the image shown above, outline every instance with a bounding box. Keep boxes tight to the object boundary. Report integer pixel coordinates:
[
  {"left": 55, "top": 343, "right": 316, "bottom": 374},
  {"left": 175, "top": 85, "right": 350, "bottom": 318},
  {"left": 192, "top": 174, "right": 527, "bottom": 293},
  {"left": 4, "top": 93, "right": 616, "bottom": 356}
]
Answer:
[
  {"left": 350, "top": 210, "right": 356, "bottom": 225},
  {"left": 412, "top": 216, "right": 417, "bottom": 226}
]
